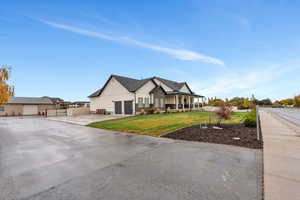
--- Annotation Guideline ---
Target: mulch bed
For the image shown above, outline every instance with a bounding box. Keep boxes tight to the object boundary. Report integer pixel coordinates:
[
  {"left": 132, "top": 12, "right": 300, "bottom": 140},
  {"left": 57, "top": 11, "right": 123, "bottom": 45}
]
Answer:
[{"left": 162, "top": 124, "right": 263, "bottom": 149}]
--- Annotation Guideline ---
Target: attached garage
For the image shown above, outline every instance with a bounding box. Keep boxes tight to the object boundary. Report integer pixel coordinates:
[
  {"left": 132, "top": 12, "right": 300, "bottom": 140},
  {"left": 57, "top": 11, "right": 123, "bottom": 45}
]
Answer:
[
  {"left": 114, "top": 101, "right": 122, "bottom": 114},
  {"left": 124, "top": 101, "right": 133, "bottom": 115}
]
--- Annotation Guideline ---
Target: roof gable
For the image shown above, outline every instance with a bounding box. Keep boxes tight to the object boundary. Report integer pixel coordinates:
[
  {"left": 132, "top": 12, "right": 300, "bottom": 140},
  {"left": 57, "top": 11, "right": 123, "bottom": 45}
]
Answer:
[
  {"left": 89, "top": 75, "right": 156, "bottom": 98},
  {"left": 179, "top": 83, "right": 193, "bottom": 94},
  {"left": 154, "top": 77, "right": 186, "bottom": 91}
]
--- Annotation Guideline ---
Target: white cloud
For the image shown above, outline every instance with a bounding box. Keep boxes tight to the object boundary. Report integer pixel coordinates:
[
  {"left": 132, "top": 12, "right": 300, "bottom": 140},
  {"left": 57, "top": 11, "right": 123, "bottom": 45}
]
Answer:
[
  {"left": 39, "top": 20, "right": 224, "bottom": 66},
  {"left": 187, "top": 60, "right": 300, "bottom": 99}
]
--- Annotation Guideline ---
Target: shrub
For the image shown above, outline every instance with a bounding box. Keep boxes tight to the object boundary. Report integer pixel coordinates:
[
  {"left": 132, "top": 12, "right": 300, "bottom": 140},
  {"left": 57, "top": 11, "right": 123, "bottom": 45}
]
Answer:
[
  {"left": 166, "top": 107, "right": 171, "bottom": 114},
  {"left": 243, "top": 110, "right": 257, "bottom": 127},
  {"left": 295, "top": 95, "right": 300, "bottom": 107},
  {"left": 215, "top": 103, "right": 233, "bottom": 125},
  {"left": 155, "top": 108, "right": 161, "bottom": 114},
  {"left": 145, "top": 107, "right": 155, "bottom": 114},
  {"left": 140, "top": 109, "right": 145, "bottom": 115}
]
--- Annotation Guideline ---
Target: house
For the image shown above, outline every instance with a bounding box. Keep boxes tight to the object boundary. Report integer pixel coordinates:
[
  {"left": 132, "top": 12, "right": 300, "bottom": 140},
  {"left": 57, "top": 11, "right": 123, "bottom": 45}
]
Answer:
[
  {"left": 70, "top": 101, "right": 90, "bottom": 108},
  {"left": 88, "top": 75, "right": 204, "bottom": 115},
  {"left": 0, "top": 97, "right": 55, "bottom": 116},
  {"left": 42, "top": 96, "right": 64, "bottom": 108}
]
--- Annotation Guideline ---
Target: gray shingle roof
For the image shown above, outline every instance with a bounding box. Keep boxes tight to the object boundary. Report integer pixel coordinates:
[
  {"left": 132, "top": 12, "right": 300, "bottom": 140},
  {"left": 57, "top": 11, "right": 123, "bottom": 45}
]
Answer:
[
  {"left": 8, "top": 97, "right": 53, "bottom": 105},
  {"left": 154, "top": 77, "right": 186, "bottom": 91},
  {"left": 113, "top": 75, "right": 147, "bottom": 92},
  {"left": 89, "top": 74, "right": 198, "bottom": 98},
  {"left": 88, "top": 75, "right": 153, "bottom": 98},
  {"left": 88, "top": 88, "right": 103, "bottom": 98}
]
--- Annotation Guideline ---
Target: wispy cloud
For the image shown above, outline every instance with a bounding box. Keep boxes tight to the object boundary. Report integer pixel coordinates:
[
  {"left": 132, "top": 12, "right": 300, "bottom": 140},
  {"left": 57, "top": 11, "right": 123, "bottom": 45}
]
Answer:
[
  {"left": 234, "top": 16, "right": 251, "bottom": 31},
  {"left": 185, "top": 60, "right": 300, "bottom": 99},
  {"left": 38, "top": 20, "right": 224, "bottom": 66}
]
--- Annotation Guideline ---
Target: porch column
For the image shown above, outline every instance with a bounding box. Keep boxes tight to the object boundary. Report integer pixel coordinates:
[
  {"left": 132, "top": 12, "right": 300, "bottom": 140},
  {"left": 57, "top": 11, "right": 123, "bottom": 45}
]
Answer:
[
  {"left": 192, "top": 97, "right": 194, "bottom": 110},
  {"left": 188, "top": 96, "right": 191, "bottom": 109},
  {"left": 198, "top": 97, "right": 200, "bottom": 109},
  {"left": 175, "top": 95, "right": 178, "bottom": 110}
]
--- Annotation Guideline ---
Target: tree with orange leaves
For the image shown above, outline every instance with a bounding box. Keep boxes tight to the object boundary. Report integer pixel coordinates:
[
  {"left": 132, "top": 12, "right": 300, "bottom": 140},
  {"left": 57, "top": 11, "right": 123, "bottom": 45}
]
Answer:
[{"left": 0, "top": 66, "right": 14, "bottom": 105}]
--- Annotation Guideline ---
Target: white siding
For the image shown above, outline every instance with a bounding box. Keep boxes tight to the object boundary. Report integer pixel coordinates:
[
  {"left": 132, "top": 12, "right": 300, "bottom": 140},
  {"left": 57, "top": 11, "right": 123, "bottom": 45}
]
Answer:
[
  {"left": 153, "top": 78, "right": 173, "bottom": 92},
  {"left": 90, "top": 77, "right": 134, "bottom": 114},
  {"left": 180, "top": 84, "right": 191, "bottom": 93},
  {"left": 165, "top": 96, "right": 175, "bottom": 104},
  {"left": 135, "top": 80, "right": 156, "bottom": 104}
]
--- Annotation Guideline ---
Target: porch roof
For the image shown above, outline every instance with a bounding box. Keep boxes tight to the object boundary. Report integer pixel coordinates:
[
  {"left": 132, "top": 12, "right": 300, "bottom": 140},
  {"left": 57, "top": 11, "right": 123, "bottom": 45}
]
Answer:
[{"left": 165, "top": 91, "right": 204, "bottom": 98}]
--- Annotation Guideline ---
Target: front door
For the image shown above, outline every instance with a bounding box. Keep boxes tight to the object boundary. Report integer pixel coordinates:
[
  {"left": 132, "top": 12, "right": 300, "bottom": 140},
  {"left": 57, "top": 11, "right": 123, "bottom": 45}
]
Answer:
[
  {"left": 114, "top": 101, "right": 122, "bottom": 114},
  {"left": 124, "top": 101, "right": 133, "bottom": 115}
]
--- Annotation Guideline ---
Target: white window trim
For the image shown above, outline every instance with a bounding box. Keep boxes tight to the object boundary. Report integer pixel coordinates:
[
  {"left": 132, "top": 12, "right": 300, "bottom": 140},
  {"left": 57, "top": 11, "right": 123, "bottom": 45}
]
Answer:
[
  {"left": 138, "top": 97, "right": 144, "bottom": 108},
  {"left": 144, "top": 97, "right": 150, "bottom": 107}
]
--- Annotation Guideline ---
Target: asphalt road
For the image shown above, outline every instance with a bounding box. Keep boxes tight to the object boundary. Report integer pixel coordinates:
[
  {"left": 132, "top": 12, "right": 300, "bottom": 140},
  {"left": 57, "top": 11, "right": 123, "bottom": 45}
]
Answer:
[
  {"left": 0, "top": 117, "right": 262, "bottom": 200},
  {"left": 263, "top": 108, "right": 300, "bottom": 127}
]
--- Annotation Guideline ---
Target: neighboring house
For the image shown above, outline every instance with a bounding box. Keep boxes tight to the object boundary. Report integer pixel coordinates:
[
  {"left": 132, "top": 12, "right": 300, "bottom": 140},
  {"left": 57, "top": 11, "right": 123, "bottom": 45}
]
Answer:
[
  {"left": 70, "top": 101, "right": 90, "bottom": 108},
  {"left": 43, "top": 96, "right": 65, "bottom": 109},
  {"left": 89, "top": 74, "right": 204, "bottom": 115},
  {"left": 0, "top": 97, "right": 55, "bottom": 116}
]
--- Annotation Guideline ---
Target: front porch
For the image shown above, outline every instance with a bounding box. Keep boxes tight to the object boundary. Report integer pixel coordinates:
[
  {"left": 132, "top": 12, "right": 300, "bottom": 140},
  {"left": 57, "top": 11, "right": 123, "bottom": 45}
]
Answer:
[
  {"left": 135, "top": 90, "right": 205, "bottom": 114},
  {"left": 165, "top": 94, "right": 204, "bottom": 111}
]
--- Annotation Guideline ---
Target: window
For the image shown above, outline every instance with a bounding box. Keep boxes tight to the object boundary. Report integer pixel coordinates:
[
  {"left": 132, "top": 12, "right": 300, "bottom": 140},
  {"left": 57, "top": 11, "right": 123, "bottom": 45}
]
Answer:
[
  {"left": 160, "top": 98, "right": 164, "bottom": 108},
  {"left": 0, "top": 107, "right": 4, "bottom": 112},
  {"left": 155, "top": 98, "right": 159, "bottom": 107},
  {"left": 144, "top": 98, "right": 150, "bottom": 107},
  {"left": 138, "top": 97, "right": 143, "bottom": 108}
]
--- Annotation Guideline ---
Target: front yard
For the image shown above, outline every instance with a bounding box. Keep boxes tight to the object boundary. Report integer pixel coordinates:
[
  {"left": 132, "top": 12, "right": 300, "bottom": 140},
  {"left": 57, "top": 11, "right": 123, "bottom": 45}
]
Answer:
[{"left": 88, "top": 111, "right": 248, "bottom": 137}]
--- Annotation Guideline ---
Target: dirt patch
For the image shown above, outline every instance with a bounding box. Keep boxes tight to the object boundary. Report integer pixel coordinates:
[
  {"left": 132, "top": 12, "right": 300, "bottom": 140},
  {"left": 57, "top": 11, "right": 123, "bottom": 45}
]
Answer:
[{"left": 162, "top": 124, "right": 263, "bottom": 149}]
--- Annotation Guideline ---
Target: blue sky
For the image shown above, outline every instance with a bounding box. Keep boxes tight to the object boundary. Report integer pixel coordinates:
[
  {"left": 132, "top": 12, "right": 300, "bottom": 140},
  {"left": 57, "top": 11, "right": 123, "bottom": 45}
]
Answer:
[{"left": 1, "top": 0, "right": 300, "bottom": 101}]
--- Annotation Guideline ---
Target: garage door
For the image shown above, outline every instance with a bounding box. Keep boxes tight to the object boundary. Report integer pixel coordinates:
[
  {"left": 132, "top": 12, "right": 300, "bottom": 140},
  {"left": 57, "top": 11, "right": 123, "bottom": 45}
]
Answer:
[
  {"left": 114, "top": 101, "right": 122, "bottom": 114},
  {"left": 124, "top": 101, "right": 133, "bottom": 115},
  {"left": 23, "top": 105, "right": 38, "bottom": 115}
]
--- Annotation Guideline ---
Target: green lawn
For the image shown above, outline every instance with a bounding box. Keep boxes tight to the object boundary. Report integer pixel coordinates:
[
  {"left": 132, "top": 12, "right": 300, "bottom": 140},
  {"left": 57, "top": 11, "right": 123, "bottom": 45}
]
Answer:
[{"left": 88, "top": 111, "right": 247, "bottom": 137}]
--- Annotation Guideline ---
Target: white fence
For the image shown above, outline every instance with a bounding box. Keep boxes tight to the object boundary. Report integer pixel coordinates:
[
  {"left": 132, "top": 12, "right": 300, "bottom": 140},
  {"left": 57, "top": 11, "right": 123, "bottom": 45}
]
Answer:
[
  {"left": 46, "top": 109, "right": 67, "bottom": 117},
  {"left": 67, "top": 107, "right": 90, "bottom": 116},
  {"left": 202, "top": 106, "right": 251, "bottom": 112}
]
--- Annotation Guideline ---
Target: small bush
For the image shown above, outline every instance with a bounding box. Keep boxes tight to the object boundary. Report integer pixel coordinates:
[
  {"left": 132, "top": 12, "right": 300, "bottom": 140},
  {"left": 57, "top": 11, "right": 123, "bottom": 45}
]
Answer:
[
  {"left": 154, "top": 108, "right": 161, "bottom": 114},
  {"left": 145, "top": 107, "right": 155, "bottom": 114},
  {"left": 166, "top": 107, "right": 171, "bottom": 114},
  {"left": 215, "top": 103, "right": 233, "bottom": 125},
  {"left": 243, "top": 110, "right": 257, "bottom": 127},
  {"left": 140, "top": 109, "right": 145, "bottom": 115}
]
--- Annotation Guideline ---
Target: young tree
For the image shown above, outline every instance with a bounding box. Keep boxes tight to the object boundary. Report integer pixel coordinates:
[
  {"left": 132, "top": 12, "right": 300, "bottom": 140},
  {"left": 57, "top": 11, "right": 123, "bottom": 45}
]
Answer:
[
  {"left": 251, "top": 94, "right": 259, "bottom": 105},
  {"left": 215, "top": 102, "right": 233, "bottom": 125},
  {"left": 241, "top": 98, "right": 250, "bottom": 109},
  {"left": 0, "top": 66, "right": 13, "bottom": 105}
]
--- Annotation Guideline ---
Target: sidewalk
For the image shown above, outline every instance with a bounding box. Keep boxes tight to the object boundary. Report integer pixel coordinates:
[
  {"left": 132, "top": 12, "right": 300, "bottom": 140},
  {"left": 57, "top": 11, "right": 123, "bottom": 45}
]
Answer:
[{"left": 260, "top": 111, "right": 300, "bottom": 200}]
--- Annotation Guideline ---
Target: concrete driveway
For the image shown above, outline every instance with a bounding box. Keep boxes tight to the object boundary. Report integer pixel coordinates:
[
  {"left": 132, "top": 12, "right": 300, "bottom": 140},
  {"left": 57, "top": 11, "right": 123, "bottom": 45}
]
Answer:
[
  {"left": 46, "top": 114, "right": 127, "bottom": 125},
  {"left": 0, "top": 117, "right": 262, "bottom": 200}
]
